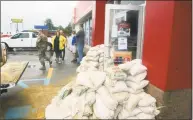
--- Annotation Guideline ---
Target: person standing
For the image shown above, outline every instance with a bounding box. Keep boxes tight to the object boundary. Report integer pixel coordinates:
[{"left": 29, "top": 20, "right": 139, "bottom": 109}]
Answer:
[
  {"left": 51, "top": 30, "right": 66, "bottom": 63},
  {"left": 59, "top": 30, "right": 67, "bottom": 61},
  {"left": 76, "top": 24, "right": 85, "bottom": 64},
  {"left": 36, "top": 31, "right": 52, "bottom": 70},
  {"left": 71, "top": 31, "right": 77, "bottom": 62}
]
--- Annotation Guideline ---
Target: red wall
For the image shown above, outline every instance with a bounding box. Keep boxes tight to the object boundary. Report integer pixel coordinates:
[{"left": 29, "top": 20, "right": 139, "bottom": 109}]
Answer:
[
  {"left": 143, "top": 1, "right": 192, "bottom": 91},
  {"left": 166, "top": 1, "right": 192, "bottom": 90},
  {"left": 92, "top": 1, "right": 106, "bottom": 46},
  {"left": 143, "top": 1, "right": 175, "bottom": 91}
]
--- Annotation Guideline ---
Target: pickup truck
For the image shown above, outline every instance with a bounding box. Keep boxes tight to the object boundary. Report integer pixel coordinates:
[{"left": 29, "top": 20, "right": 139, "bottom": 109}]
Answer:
[{"left": 1, "top": 32, "right": 52, "bottom": 50}]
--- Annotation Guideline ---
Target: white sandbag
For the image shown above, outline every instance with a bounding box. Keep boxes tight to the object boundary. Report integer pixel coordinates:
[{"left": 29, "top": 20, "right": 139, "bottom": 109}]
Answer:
[
  {"left": 88, "top": 61, "right": 99, "bottom": 68},
  {"left": 129, "top": 63, "right": 147, "bottom": 76},
  {"left": 106, "top": 81, "right": 129, "bottom": 93},
  {"left": 111, "top": 92, "right": 130, "bottom": 103},
  {"left": 138, "top": 94, "right": 156, "bottom": 107},
  {"left": 93, "top": 94, "right": 115, "bottom": 119},
  {"left": 87, "top": 50, "right": 100, "bottom": 57},
  {"left": 87, "top": 67, "right": 98, "bottom": 71},
  {"left": 106, "top": 66, "right": 127, "bottom": 80},
  {"left": 118, "top": 59, "right": 142, "bottom": 71},
  {"left": 114, "top": 105, "right": 123, "bottom": 119},
  {"left": 118, "top": 108, "right": 142, "bottom": 119},
  {"left": 99, "top": 57, "right": 104, "bottom": 63},
  {"left": 138, "top": 106, "right": 158, "bottom": 115},
  {"left": 125, "top": 94, "right": 142, "bottom": 112},
  {"left": 89, "top": 71, "right": 106, "bottom": 89},
  {"left": 73, "top": 85, "right": 89, "bottom": 96},
  {"left": 45, "top": 104, "right": 64, "bottom": 119},
  {"left": 104, "top": 77, "right": 117, "bottom": 87},
  {"left": 71, "top": 93, "right": 86, "bottom": 117},
  {"left": 97, "top": 86, "right": 118, "bottom": 110},
  {"left": 85, "top": 90, "right": 96, "bottom": 106},
  {"left": 85, "top": 56, "right": 99, "bottom": 61},
  {"left": 89, "top": 46, "right": 100, "bottom": 51},
  {"left": 127, "top": 71, "right": 147, "bottom": 83},
  {"left": 136, "top": 91, "right": 148, "bottom": 98},
  {"left": 99, "top": 44, "right": 105, "bottom": 48},
  {"left": 127, "top": 87, "right": 144, "bottom": 94},
  {"left": 136, "top": 113, "right": 155, "bottom": 119},
  {"left": 126, "top": 80, "right": 149, "bottom": 91},
  {"left": 76, "top": 72, "right": 94, "bottom": 88},
  {"left": 83, "top": 105, "right": 93, "bottom": 117},
  {"left": 126, "top": 116, "right": 139, "bottom": 119}
]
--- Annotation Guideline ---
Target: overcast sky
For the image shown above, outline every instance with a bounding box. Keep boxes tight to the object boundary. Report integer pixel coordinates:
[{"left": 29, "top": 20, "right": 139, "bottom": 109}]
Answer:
[{"left": 1, "top": 1, "right": 78, "bottom": 33}]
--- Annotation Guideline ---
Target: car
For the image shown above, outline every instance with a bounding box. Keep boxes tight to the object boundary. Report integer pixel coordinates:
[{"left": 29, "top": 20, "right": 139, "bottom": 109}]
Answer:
[
  {"left": 0, "top": 43, "right": 8, "bottom": 66},
  {"left": 1, "top": 32, "right": 52, "bottom": 50}
]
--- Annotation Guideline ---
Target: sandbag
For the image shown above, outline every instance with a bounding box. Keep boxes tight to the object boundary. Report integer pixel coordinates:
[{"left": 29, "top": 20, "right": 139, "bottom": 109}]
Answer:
[
  {"left": 128, "top": 63, "right": 147, "bottom": 76},
  {"left": 118, "top": 59, "right": 142, "bottom": 71},
  {"left": 106, "top": 66, "right": 127, "bottom": 80},
  {"left": 138, "top": 106, "right": 157, "bottom": 115},
  {"left": 106, "top": 81, "right": 129, "bottom": 93},
  {"left": 87, "top": 61, "right": 99, "bottom": 68},
  {"left": 118, "top": 108, "right": 142, "bottom": 119},
  {"left": 136, "top": 113, "right": 155, "bottom": 119},
  {"left": 83, "top": 105, "right": 93, "bottom": 117},
  {"left": 86, "top": 56, "right": 99, "bottom": 62},
  {"left": 89, "top": 71, "right": 106, "bottom": 89},
  {"left": 127, "top": 87, "right": 144, "bottom": 94},
  {"left": 127, "top": 71, "right": 147, "bottom": 83},
  {"left": 126, "top": 80, "right": 149, "bottom": 91},
  {"left": 93, "top": 94, "right": 115, "bottom": 119},
  {"left": 124, "top": 94, "right": 142, "bottom": 112},
  {"left": 97, "top": 86, "right": 118, "bottom": 110},
  {"left": 85, "top": 90, "right": 96, "bottom": 106},
  {"left": 87, "top": 50, "right": 100, "bottom": 57},
  {"left": 76, "top": 72, "right": 94, "bottom": 88},
  {"left": 126, "top": 116, "right": 139, "bottom": 119},
  {"left": 138, "top": 94, "right": 156, "bottom": 107},
  {"left": 104, "top": 77, "right": 117, "bottom": 87},
  {"left": 45, "top": 104, "right": 64, "bottom": 119},
  {"left": 111, "top": 92, "right": 130, "bottom": 103},
  {"left": 99, "top": 57, "right": 104, "bottom": 63},
  {"left": 73, "top": 85, "right": 89, "bottom": 96},
  {"left": 114, "top": 105, "right": 123, "bottom": 119}
]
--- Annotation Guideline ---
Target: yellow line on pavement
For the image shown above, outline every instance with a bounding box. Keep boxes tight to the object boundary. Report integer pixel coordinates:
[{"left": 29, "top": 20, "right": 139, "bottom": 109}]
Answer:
[{"left": 47, "top": 68, "right": 53, "bottom": 79}]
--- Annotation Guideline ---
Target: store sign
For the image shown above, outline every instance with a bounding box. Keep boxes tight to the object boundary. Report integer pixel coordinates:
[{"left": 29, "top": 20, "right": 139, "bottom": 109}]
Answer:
[
  {"left": 11, "top": 19, "right": 23, "bottom": 23},
  {"left": 118, "top": 37, "right": 127, "bottom": 50}
]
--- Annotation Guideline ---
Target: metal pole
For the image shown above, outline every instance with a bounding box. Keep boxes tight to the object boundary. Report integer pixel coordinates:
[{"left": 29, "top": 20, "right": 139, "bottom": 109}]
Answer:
[{"left": 16, "top": 23, "right": 19, "bottom": 33}]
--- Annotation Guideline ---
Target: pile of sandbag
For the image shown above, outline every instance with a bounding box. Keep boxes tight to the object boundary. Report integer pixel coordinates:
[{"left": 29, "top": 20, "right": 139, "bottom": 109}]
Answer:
[
  {"left": 45, "top": 45, "right": 160, "bottom": 119},
  {"left": 76, "top": 44, "right": 105, "bottom": 73}
]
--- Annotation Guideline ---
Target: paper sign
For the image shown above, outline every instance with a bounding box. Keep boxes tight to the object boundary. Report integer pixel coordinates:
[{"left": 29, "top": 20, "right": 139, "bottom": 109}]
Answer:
[{"left": 118, "top": 37, "right": 127, "bottom": 50}]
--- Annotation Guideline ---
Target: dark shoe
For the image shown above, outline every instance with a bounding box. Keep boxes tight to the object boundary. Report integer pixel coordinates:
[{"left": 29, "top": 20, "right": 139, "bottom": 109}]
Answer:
[
  {"left": 39, "top": 66, "right": 46, "bottom": 70},
  {"left": 49, "top": 61, "right": 52, "bottom": 67}
]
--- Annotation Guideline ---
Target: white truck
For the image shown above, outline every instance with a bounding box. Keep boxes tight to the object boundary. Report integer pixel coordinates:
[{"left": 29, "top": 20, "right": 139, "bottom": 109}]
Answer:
[{"left": 1, "top": 32, "right": 52, "bottom": 50}]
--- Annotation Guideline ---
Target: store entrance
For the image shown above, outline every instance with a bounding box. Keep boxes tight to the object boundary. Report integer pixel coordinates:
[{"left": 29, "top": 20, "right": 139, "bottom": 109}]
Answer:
[{"left": 104, "top": 4, "right": 144, "bottom": 65}]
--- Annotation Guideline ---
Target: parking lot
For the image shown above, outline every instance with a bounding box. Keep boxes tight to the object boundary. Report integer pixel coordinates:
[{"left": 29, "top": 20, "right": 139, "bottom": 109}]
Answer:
[{"left": 0, "top": 49, "right": 78, "bottom": 119}]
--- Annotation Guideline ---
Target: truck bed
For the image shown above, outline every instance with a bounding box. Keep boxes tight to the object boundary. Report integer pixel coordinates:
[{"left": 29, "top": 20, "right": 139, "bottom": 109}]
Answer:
[{"left": 1, "top": 61, "right": 29, "bottom": 85}]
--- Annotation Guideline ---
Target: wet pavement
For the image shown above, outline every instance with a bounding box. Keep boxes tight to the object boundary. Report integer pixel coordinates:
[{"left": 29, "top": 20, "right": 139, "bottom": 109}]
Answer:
[{"left": 0, "top": 48, "right": 78, "bottom": 119}]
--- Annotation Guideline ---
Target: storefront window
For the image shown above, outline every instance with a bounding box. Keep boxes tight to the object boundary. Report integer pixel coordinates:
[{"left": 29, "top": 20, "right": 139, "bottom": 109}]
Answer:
[
  {"left": 89, "top": 18, "right": 92, "bottom": 46},
  {"left": 108, "top": 9, "right": 140, "bottom": 63}
]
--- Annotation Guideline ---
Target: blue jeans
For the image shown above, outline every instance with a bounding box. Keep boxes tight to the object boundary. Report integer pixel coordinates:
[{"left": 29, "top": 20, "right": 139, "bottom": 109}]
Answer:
[{"left": 77, "top": 44, "right": 84, "bottom": 64}]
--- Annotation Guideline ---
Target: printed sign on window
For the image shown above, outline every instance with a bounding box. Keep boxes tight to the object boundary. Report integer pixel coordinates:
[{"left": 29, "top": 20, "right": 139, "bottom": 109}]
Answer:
[{"left": 118, "top": 37, "right": 127, "bottom": 50}]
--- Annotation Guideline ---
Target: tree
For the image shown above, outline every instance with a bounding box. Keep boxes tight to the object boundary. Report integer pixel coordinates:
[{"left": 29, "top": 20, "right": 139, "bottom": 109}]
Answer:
[
  {"left": 63, "top": 23, "right": 72, "bottom": 36},
  {"left": 44, "top": 18, "right": 54, "bottom": 30}
]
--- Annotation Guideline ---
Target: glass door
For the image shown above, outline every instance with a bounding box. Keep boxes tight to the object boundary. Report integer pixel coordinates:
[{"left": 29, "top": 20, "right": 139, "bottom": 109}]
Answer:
[{"left": 104, "top": 4, "right": 145, "bottom": 65}]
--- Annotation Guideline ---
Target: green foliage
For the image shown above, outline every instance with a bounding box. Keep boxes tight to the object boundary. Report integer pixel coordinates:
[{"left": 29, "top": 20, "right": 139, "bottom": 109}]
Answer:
[{"left": 44, "top": 18, "right": 72, "bottom": 36}]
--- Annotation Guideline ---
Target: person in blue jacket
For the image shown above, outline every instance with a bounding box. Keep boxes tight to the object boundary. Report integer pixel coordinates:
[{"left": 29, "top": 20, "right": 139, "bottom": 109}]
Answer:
[{"left": 71, "top": 31, "right": 78, "bottom": 62}]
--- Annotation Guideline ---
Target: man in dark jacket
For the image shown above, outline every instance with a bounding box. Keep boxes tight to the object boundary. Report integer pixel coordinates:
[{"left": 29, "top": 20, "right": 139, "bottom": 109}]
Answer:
[{"left": 76, "top": 24, "right": 85, "bottom": 64}]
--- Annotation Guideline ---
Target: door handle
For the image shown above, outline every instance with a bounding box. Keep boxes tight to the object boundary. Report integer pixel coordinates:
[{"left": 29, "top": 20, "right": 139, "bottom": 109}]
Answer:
[{"left": 21, "top": 39, "right": 23, "bottom": 41}]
